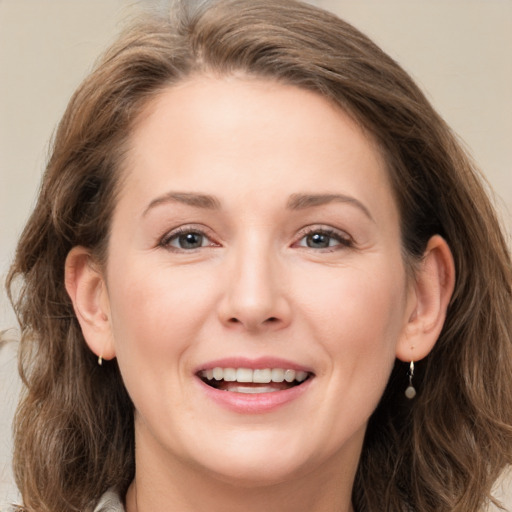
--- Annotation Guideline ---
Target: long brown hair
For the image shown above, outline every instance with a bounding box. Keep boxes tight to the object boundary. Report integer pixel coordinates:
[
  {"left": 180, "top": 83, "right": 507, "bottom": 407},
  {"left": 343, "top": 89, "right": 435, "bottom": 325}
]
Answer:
[{"left": 7, "top": 1, "right": 512, "bottom": 510}]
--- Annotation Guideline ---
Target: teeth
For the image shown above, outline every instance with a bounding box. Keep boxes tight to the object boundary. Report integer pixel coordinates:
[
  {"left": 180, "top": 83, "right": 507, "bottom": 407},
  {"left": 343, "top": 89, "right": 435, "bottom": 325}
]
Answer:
[
  {"left": 296, "top": 371, "right": 308, "bottom": 382},
  {"left": 284, "top": 369, "right": 295, "bottom": 383},
  {"left": 253, "top": 369, "right": 271, "bottom": 383},
  {"left": 236, "top": 368, "right": 253, "bottom": 382},
  {"left": 230, "top": 385, "right": 280, "bottom": 394},
  {"left": 200, "top": 367, "right": 310, "bottom": 384},
  {"left": 223, "top": 368, "right": 236, "bottom": 382},
  {"left": 271, "top": 368, "right": 284, "bottom": 382}
]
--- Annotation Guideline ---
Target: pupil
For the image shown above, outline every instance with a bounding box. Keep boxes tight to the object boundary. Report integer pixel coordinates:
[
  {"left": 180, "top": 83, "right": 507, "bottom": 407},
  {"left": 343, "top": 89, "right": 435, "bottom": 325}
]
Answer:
[
  {"left": 308, "top": 233, "right": 329, "bottom": 248},
  {"left": 179, "top": 233, "right": 202, "bottom": 249}
]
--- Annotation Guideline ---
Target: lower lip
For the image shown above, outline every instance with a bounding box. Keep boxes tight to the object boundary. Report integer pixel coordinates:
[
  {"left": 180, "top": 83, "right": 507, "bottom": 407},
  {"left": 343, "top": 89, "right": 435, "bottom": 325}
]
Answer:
[{"left": 196, "top": 377, "right": 313, "bottom": 414}]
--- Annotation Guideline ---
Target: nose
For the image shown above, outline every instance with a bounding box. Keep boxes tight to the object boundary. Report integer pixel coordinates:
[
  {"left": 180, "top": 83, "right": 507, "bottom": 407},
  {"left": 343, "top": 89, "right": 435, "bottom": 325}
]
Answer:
[{"left": 217, "top": 241, "right": 292, "bottom": 333}]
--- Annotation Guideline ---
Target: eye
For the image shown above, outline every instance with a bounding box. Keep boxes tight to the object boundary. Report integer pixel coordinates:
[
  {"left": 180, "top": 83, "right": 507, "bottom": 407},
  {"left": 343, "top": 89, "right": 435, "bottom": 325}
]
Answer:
[
  {"left": 161, "top": 227, "right": 216, "bottom": 251},
  {"left": 296, "top": 228, "right": 352, "bottom": 250},
  {"left": 171, "top": 232, "right": 207, "bottom": 249}
]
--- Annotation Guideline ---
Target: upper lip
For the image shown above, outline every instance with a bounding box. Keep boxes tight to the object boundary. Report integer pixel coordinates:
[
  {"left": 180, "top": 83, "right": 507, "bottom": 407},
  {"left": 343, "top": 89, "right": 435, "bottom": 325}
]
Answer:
[{"left": 194, "top": 356, "right": 314, "bottom": 374}]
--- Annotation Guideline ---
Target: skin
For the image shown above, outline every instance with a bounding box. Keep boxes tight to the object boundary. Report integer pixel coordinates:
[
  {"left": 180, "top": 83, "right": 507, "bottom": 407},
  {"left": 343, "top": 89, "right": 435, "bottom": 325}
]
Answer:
[{"left": 66, "top": 76, "right": 454, "bottom": 512}]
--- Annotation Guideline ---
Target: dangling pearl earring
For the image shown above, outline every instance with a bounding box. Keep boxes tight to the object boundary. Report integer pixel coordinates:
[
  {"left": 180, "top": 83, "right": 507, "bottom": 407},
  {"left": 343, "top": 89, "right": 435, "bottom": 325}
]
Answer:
[
  {"left": 98, "top": 354, "right": 103, "bottom": 366},
  {"left": 405, "top": 360, "right": 416, "bottom": 399}
]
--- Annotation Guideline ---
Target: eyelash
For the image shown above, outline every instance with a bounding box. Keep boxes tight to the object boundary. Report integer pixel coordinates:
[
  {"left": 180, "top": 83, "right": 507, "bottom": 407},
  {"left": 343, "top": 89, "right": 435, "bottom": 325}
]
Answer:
[
  {"left": 294, "top": 226, "right": 354, "bottom": 252},
  {"left": 158, "top": 225, "right": 353, "bottom": 252},
  {"left": 159, "top": 226, "right": 218, "bottom": 252}
]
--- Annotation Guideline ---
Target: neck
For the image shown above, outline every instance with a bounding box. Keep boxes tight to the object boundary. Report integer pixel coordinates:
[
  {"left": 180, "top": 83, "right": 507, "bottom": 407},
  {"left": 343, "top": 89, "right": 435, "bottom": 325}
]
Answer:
[{"left": 126, "top": 475, "right": 355, "bottom": 512}]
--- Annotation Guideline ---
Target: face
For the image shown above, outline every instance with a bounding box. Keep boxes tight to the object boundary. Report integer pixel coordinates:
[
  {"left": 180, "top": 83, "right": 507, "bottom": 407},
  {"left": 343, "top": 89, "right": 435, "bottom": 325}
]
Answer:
[{"left": 101, "top": 77, "right": 415, "bottom": 486}]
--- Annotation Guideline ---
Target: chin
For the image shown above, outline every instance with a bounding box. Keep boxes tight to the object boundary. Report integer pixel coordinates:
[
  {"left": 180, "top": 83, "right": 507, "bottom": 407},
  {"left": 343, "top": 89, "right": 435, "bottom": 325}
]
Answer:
[
  {"left": 203, "top": 457, "right": 310, "bottom": 488},
  {"left": 184, "top": 434, "right": 314, "bottom": 487}
]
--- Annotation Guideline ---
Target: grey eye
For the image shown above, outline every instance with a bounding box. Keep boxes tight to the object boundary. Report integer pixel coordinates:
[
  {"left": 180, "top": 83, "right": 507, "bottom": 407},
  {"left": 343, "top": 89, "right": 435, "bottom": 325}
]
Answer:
[
  {"left": 305, "top": 232, "right": 332, "bottom": 248},
  {"left": 169, "top": 232, "right": 207, "bottom": 249},
  {"left": 298, "top": 230, "right": 347, "bottom": 249}
]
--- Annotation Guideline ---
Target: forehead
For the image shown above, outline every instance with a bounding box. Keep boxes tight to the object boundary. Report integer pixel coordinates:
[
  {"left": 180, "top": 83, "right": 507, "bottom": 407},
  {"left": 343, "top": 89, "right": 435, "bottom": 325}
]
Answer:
[{"left": 119, "top": 76, "right": 396, "bottom": 218}]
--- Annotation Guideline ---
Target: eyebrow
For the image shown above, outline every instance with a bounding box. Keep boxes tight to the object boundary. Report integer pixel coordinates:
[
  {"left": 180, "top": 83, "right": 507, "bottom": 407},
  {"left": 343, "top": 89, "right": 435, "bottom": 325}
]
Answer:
[
  {"left": 286, "top": 193, "right": 374, "bottom": 221},
  {"left": 142, "top": 191, "right": 373, "bottom": 221},
  {"left": 143, "top": 192, "right": 221, "bottom": 216}
]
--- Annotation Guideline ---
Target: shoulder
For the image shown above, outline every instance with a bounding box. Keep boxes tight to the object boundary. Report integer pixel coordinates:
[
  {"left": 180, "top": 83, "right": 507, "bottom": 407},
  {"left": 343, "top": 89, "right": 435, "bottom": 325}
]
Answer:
[{"left": 93, "top": 489, "right": 125, "bottom": 512}]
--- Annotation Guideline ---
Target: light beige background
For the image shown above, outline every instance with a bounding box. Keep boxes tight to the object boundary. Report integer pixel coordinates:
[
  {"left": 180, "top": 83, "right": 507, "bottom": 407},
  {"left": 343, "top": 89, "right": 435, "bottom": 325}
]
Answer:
[{"left": 0, "top": 0, "right": 511, "bottom": 507}]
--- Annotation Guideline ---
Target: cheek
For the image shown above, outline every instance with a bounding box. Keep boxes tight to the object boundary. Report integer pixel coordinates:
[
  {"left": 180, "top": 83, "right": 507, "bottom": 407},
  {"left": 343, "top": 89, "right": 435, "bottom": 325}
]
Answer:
[
  {"left": 104, "top": 264, "right": 208, "bottom": 422},
  {"left": 297, "top": 261, "right": 407, "bottom": 377},
  {"left": 303, "top": 259, "right": 406, "bottom": 332},
  {"left": 105, "top": 256, "right": 225, "bottom": 377}
]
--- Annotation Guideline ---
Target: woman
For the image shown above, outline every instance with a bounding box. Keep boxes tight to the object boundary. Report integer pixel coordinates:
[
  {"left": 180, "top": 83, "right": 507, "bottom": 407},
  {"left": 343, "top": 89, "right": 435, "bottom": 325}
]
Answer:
[{"left": 6, "top": 0, "right": 511, "bottom": 511}]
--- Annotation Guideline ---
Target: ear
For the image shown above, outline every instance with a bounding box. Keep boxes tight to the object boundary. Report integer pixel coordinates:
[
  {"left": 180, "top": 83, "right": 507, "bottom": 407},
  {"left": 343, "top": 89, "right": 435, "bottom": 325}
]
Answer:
[
  {"left": 64, "top": 246, "right": 116, "bottom": 362},
  {"left": 396, "top": 235, "right": 455, "bottom": 363}
]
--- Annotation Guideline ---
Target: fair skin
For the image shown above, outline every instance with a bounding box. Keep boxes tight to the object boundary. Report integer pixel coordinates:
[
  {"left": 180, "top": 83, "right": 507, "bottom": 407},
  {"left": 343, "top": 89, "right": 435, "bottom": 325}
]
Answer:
[{"left": 65, "top": 77, "right": 454, "bottom": 512}]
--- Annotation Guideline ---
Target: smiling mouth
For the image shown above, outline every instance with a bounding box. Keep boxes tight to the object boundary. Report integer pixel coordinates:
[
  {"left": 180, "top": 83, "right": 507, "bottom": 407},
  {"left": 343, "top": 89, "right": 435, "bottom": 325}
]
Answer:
[{"left": 198, "top": 368, "right": 312, "bottom": 393}]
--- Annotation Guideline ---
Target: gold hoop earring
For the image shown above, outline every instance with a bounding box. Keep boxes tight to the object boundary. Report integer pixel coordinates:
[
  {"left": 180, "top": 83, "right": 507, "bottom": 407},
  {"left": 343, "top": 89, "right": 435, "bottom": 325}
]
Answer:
[{"left": 405, "top": 361, "right": 416, "bottom": 399}]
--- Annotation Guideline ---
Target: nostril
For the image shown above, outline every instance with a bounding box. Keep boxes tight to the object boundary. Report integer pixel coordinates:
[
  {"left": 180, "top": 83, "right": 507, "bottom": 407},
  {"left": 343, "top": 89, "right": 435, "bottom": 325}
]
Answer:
[
  {"left": 223, "top": 315, "right": 284, "bottom": 329},
  {"left": 227, "top": 317, "right": 277, "bottom": 323}
]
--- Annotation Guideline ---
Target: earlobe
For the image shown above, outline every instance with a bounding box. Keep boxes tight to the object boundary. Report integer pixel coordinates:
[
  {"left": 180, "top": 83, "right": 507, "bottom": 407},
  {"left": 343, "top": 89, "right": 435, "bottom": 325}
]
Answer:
[
  {"left": 64, "top": 247, "right": 116, "bottom": 362},
  {"left": 396, "top": 235, "right": 455, "bottom": 363}
]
